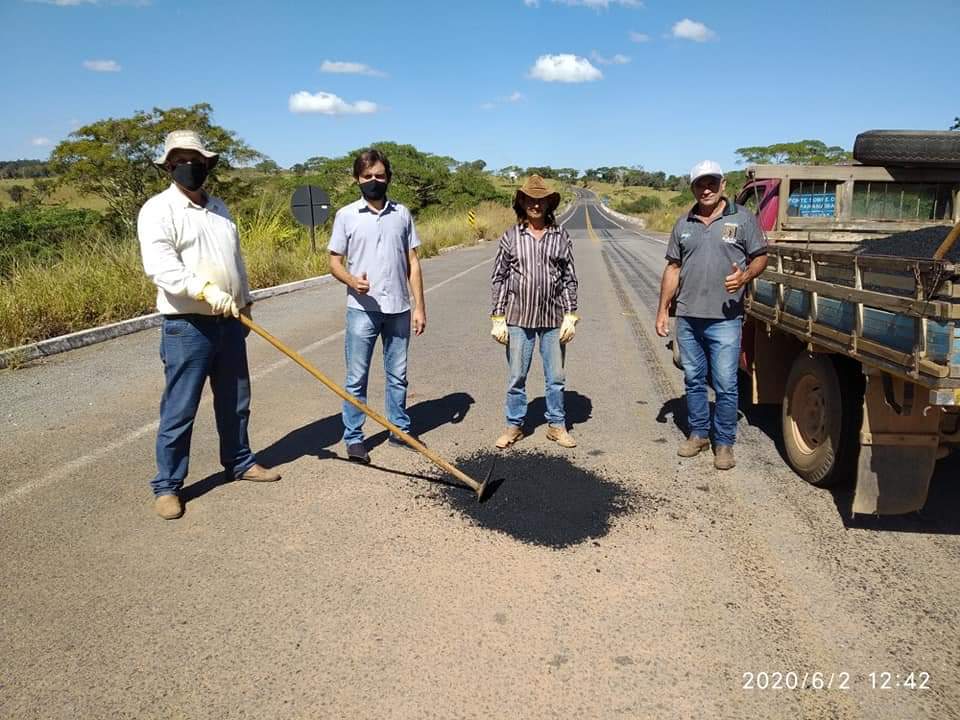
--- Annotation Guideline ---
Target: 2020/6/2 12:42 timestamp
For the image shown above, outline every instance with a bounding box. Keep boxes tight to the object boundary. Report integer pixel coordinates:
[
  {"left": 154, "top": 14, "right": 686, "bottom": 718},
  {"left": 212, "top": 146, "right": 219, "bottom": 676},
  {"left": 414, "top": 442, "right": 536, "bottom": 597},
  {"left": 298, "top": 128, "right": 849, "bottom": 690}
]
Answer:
[{"left": 869, "top": 672, "right": 931, "bottom": 690}]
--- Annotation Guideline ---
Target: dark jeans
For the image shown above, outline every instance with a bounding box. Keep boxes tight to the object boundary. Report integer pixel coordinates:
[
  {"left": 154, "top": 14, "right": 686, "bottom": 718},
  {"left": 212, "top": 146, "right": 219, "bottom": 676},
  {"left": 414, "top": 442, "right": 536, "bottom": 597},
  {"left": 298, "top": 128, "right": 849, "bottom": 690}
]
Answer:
[
  {"left": 153, "top": 315, "right": 256, "bottom": 496},
  {"left": 676, "top": 316, "right": 742, "bottom": 447}
]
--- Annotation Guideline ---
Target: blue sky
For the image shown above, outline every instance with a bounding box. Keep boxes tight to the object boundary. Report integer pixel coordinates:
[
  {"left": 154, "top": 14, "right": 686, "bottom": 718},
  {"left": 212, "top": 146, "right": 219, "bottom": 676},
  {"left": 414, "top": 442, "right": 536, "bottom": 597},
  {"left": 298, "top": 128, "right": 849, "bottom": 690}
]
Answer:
[{"left": 1, "top": 0, "right": 956, "bottom": 176}]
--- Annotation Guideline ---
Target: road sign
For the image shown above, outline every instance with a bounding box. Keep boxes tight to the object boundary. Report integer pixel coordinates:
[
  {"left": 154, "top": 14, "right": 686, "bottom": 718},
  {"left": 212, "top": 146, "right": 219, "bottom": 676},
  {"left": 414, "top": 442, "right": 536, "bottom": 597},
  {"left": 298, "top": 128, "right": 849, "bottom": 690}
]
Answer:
[
  {"left": 290, "top": 185, "right": 331, "bottom": 253},
  {"left": 467, "top": 210, "right": 477, "bottom": 228}
]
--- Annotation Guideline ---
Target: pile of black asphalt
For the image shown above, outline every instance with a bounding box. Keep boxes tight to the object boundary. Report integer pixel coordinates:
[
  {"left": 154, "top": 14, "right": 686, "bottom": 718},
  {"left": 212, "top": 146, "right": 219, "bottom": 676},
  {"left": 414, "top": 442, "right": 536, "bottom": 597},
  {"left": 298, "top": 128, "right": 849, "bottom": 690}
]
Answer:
[{"left": 434, "top": 449, "right": 643, "bottom": 549}]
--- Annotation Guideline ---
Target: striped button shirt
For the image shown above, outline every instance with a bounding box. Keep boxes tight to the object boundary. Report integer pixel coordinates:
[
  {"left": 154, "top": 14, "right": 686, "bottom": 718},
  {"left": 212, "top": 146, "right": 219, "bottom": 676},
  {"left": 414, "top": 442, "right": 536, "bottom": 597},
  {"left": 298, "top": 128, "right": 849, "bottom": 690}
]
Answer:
[{"left": 490, "top": 223, "right": 578, "bottom": 328}]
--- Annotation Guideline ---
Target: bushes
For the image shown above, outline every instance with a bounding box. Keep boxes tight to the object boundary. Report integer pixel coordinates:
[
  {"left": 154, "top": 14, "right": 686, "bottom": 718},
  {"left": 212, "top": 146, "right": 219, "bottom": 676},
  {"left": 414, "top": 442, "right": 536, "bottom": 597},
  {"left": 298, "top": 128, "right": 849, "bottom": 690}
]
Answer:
[
  {"left": 0, "top": 205, "right": 102, "bottom": 275},
  {"left": 615, "top": 195, "right": 663, "bottom": 214}
]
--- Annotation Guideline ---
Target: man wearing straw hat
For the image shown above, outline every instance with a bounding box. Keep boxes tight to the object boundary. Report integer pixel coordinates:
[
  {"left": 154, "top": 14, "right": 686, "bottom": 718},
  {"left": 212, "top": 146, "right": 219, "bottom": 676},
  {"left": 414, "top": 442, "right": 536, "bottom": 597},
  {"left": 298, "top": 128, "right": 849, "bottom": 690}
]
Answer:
[
  {"left": 490, "top": 175, "right": 579, "bottom": 449},
  {"left": 137, "top": 130, "right": 280, "bottom": 520}
]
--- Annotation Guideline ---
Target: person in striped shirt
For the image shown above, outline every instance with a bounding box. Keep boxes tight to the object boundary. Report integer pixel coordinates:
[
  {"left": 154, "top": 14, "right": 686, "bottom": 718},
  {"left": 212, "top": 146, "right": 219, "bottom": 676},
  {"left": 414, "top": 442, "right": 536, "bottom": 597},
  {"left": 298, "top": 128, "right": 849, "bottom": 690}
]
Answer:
[{"left": 490, "top": 175, "right": 579, "bottom": 449}]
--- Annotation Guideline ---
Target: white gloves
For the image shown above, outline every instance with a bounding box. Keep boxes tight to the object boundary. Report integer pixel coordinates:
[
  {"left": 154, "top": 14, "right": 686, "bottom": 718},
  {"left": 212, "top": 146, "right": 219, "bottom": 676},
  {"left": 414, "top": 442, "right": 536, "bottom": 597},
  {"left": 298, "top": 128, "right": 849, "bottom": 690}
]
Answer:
[
  {"left": 200, "top": 282, "right": 239, "bottom": 318},
  {"left": 490, "top": 316, "right": 508, "bottom": 345},
  {"left": 559, "top": 314, "right": 578, "bottom": 344}
]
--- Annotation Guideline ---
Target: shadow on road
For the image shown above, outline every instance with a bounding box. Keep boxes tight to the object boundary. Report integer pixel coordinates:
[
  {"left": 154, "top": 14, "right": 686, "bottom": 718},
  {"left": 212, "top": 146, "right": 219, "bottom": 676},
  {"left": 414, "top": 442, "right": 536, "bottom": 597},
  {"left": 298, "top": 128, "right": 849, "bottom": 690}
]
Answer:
[
  {"left": 737, "top": 375, "right": 960, "bottom": 535},
  {"left": 368, "top": 391, "right": 475, "bottom": 447},
  {"left": 181, "top": 392, "right": 477, "bottom": 505},
  {"left": 523, "top": 390, "right": 593, "bottom": 434}
]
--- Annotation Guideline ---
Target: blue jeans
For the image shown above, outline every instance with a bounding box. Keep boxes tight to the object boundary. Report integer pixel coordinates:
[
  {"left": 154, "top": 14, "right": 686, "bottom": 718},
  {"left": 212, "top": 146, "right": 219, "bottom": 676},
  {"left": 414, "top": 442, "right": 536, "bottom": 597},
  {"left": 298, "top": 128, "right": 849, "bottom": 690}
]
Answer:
[
  {"left": 505, "top": 326, "right": 565, "bottom": 427},
  {"left": 676, "top": 316, "right": 742, "bottom": 447},
  {"left": 153, "top": 315, "right": 257, "bottom": 496},
  {"left": 342, "top": 308, "right": 411, "bottom": 445}
]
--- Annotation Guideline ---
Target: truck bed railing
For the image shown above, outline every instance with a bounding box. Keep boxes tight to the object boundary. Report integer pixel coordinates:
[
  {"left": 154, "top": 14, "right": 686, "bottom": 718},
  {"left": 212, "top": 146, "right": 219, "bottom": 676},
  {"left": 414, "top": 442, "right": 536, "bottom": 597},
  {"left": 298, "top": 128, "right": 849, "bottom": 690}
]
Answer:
[{"left": 746, "top": 246, "right": 960, "bottom": 391}]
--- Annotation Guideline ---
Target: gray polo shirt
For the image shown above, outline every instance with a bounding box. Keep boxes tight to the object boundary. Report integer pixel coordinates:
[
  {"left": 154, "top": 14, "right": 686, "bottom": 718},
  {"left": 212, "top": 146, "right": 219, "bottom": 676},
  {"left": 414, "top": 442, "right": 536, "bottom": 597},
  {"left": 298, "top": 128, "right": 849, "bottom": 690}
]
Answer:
[
  {"left": 665, "top": 199, "right": 767, "bottom": 320},
  {"left": 329, "top": 196, "right": 421, "bottom": 314}
]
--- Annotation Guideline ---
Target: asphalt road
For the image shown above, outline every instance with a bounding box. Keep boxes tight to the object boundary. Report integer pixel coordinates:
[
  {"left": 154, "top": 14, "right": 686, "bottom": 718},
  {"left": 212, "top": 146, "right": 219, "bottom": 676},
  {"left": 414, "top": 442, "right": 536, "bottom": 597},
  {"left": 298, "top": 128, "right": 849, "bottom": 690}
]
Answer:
[{"left": 2, "top": 193, "right": 958, "bottom": 719}]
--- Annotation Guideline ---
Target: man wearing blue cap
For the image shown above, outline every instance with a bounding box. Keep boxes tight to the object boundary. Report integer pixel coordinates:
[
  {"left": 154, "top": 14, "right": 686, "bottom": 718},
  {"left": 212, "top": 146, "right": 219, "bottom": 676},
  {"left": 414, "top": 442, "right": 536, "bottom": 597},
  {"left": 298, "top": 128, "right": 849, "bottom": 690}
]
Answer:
[{"left": 655, "top": 161, "right": 768, "bottom": 470}]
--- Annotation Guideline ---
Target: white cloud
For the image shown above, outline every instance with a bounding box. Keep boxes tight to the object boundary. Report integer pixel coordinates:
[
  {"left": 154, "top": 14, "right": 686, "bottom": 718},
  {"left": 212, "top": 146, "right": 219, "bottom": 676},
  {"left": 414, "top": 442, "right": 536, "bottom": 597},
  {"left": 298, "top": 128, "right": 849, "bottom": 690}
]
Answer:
[
  {"left": 672, "top": 18, "right": 715, "bottom": 42},
  {"left": 591, "top": 51, "right": 631, "bottom": 65},
  {"left": 523, "top": 0, "right": 539, "bottom": 5},
  {"left": 289, "top": 91, "right": 378, "bottom": 115},
  {"left": 83, "top": 59, "right": 121, "bottom": 72},
  {"left": 31, "top": 137, "right": 52, "bottom": 146},
  {"left": 506, "top": 91, "right": 524, "bottom": 102},
  {"left": 553, "top": 0, "right": 642, "bottom": 7},
  {"left": 480, "top": 102, "right": 497, "bottom": 111},
  {"left": 320, "top": 60, "right": 386, "bottom": 77},
  {"left": 529, "top": 54, "right": 602, "bottom": 83},
  {"left": 628, "top": 31, "right": 649, "bottom": 42}
]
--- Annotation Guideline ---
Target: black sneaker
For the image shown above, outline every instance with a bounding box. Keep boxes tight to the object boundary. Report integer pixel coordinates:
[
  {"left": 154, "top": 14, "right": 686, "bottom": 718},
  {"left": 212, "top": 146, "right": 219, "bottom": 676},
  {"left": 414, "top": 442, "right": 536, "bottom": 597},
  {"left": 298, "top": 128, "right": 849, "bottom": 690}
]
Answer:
[{"left": 346, "top": 442, "right": 370, "bottom": 463}]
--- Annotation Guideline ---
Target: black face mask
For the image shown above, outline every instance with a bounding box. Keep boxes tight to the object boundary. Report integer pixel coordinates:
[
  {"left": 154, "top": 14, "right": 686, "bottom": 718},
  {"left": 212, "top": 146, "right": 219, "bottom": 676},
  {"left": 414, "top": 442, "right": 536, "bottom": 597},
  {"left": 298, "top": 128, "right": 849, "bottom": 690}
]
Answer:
[
  {"left": 359, "top": 179, "right": 388, "bottom": 202},
  {"left": 171, "top": 162, "right": 209, "bottom": 191}
]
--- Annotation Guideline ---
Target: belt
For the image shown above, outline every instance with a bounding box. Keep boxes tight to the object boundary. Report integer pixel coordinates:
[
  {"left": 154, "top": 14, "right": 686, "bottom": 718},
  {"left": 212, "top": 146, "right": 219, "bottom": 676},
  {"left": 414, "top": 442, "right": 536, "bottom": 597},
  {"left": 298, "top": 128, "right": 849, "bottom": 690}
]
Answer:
[{"left": 163, "top": 313, "right": 235, "bottom": 323}]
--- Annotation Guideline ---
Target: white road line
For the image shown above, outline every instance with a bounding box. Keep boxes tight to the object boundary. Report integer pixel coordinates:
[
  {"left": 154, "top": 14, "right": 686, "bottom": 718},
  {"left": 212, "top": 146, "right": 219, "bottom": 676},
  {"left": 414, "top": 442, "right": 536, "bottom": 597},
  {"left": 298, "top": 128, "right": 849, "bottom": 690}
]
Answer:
[
  {"left": 0, "top": 256, "right": 493, "bottom": 511},
  {"left": 593, "top": 204, "right": 667, "bottom": 245}
]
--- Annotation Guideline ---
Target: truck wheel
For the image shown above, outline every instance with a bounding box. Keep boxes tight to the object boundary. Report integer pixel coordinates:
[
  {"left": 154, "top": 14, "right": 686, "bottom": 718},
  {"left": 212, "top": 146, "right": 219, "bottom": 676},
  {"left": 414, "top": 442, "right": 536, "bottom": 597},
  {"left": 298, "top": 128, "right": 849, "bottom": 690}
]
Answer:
[
  {"left": 853, "top": 130, "right": 960, "bottom": 167},
  {"left": 782, "top": 354, "right": 849, "bottom": 487}
]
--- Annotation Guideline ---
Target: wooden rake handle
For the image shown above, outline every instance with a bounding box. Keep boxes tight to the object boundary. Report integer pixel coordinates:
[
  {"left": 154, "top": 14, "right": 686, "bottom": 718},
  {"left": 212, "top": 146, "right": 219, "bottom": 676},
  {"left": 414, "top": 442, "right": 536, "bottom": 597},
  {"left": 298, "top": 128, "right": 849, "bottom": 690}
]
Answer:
[
  {"left": 239, "top": 314, "right": 484, "bottom": 495},
  {"left": 933, "top": 219, "right": 960, "bottom": 261}
]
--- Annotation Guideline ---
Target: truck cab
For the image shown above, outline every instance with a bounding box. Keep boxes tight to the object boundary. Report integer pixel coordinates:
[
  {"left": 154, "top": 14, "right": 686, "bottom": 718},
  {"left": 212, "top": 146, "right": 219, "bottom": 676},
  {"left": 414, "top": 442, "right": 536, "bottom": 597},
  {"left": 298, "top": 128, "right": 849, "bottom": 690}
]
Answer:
[{"left": 736, "top": 163, "right": 959, "bottom": 243}]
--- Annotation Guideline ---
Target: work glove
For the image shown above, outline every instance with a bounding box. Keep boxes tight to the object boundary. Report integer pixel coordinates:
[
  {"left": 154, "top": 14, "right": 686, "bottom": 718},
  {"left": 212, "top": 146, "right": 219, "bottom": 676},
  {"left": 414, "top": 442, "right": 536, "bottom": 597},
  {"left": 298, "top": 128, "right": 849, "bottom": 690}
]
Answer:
[
  {"left": 559, "top": 313, "right": 578, "bottom": 344},
  {"left": 200, "top": 282, "right": 239, "bottom": 318},
  {"left": 490, "top": 316, "right": 508, "bottom": 345}
]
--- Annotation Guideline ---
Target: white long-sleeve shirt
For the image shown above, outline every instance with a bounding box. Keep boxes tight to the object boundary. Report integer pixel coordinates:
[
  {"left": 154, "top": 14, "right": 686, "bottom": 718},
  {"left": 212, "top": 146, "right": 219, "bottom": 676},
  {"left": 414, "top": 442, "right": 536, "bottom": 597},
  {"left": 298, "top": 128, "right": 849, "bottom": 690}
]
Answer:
[{"left": 137, "top": 183, "right": 253, "bottom": 315}]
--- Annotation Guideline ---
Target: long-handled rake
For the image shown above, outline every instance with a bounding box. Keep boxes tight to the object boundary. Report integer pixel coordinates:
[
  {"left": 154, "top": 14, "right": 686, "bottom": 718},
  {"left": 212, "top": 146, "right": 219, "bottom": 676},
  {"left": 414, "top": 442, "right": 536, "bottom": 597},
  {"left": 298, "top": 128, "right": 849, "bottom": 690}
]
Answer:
[{"left": 240, "top": 314, "right": 495, "bottom": 501}]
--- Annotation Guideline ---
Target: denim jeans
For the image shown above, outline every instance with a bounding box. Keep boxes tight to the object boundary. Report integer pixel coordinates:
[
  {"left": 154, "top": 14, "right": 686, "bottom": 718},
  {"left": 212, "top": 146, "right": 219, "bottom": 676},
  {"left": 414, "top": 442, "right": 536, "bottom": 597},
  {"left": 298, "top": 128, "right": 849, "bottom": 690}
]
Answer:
[
  {"left": 153, "top": 315, "right": 256, "bottom": 496},
  {"left": 505, "top": 326, "right": 565, "bottom": 427},
  {"left": 676, "top": 316, "right": 742, "bottom": 447},
  {"left": 343, "top": 307, "right": 411, "bottom": 445}
]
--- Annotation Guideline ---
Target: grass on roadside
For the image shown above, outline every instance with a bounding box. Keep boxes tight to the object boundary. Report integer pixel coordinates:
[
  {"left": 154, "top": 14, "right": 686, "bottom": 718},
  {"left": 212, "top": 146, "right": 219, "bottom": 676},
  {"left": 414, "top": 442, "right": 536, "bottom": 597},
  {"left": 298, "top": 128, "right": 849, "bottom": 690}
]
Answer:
[{"left": 0, "top": 198, "right": 516, "bottom": 350}]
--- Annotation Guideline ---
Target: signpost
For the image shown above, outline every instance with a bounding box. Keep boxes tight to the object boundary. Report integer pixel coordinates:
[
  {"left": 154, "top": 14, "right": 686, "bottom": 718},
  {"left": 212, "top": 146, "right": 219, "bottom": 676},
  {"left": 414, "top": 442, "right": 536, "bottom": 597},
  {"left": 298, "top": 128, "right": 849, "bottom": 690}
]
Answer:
[
  {"left": 467, "top": 209, "right": 477, "bottom": 229},
  {"left": 290, "top": 185, "right": 331, "bottom": 253}
]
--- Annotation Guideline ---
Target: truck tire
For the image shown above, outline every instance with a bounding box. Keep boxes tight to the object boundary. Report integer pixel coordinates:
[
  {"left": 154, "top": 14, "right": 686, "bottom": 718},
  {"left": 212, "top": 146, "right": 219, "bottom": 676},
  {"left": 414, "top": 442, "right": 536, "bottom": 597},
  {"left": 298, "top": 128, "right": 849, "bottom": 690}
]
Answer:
[
  {"left": 853, "top": 130, "right": 960, "bottom": 168},
  {"left": 781, "top": 354, "right": 859, "bottom": 487}
]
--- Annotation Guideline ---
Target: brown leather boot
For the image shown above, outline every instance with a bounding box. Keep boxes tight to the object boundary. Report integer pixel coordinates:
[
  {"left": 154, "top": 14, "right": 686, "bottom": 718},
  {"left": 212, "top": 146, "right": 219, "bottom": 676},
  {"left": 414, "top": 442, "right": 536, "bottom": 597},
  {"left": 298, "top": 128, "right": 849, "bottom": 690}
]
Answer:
[
  {"left": 714, "top": 445, "right": 736, "bottom": 470},
  {"left": 154, "top": 494, "right": 183, "bottom": 520},
  {"left": 546, "top": 424, "right": 577, "bottom": 448},
  {"left": 239, "top": 464, "right": 281, "bottom": 482},
  {"left": 677, "top": 435, "right": 710, "bottom": 457},
  {"left": 495, "top": 426, "right": 524, "bottom": 449}
]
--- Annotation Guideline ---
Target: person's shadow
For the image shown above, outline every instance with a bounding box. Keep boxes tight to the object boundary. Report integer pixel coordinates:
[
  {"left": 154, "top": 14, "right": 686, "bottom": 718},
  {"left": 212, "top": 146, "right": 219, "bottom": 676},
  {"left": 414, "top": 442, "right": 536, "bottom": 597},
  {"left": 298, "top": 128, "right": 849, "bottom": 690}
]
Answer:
[
  {"left": 181, "top": 392, "right": 476, "bottom": 504},
  {"left": 523, "top": 391, "right": 592, "bottom": 434}
]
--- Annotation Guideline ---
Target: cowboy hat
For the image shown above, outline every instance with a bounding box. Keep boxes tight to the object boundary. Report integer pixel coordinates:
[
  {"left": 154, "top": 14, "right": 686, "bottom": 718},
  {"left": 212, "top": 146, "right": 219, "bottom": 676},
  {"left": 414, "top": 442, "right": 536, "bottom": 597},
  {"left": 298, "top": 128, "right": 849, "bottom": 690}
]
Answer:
[
  {"left": 514, "top": 174, "right": 560, "bottom": 213},
  {"left": 154, "top": 129, "right": 219, "bottom": 169}
]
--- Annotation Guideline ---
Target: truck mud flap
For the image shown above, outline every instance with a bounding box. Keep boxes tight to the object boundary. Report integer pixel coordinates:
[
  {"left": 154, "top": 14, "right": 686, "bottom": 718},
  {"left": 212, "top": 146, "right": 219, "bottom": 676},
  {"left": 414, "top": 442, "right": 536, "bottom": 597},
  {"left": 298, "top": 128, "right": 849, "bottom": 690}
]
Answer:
[
  {"left": 852, "top": 371, "right": 940, "bottom": 515},
  {"left": 853, "top": 446, "right": 936, "bottom": 515}
]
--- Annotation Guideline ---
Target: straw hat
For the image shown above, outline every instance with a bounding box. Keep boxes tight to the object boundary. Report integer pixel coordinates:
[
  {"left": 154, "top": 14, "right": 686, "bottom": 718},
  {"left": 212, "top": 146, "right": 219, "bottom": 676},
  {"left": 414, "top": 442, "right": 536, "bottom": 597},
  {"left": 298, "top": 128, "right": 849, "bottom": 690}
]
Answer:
[
  {"left": 514, "top": 174, "right": 560, "bottom": 213},
  {"left": 154, "top": 130, "right": 219, "bottom": 169}
]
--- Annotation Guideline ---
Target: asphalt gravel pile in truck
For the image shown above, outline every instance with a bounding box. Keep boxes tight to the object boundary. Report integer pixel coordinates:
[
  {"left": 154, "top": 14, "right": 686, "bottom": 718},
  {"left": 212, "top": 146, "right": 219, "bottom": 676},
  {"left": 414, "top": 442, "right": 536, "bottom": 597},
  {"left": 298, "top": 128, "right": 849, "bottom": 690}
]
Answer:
[{"left": 853, "top": 225, "right": 956, "bottom": 262}]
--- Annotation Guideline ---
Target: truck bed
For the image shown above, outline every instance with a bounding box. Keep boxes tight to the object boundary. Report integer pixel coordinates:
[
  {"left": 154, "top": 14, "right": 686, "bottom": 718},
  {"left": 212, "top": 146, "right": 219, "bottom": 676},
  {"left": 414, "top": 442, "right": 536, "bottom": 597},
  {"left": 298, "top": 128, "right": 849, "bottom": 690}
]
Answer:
[{"left": 747, "top": 245, "right": 960, "bottom": 398}]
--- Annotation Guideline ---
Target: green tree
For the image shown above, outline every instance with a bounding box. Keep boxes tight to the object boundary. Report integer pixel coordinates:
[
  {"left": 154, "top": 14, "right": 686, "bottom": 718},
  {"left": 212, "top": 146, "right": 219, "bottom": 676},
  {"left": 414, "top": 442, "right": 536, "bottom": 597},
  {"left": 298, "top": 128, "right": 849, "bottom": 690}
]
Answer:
[
  {"left": 254, "top": 158, "right": 280, "bottom": 174},
  {"left": 735, "top": 140, "right": 850, "bottom": 166},
  {"left": 50, "top": 103, "right": 262, "bottom": 233}
]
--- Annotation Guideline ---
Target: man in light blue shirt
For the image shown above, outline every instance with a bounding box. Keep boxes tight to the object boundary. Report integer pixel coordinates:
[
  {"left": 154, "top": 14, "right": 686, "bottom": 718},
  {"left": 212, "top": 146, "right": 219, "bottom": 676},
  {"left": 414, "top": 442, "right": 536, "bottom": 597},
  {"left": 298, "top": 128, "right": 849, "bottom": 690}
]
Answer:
[{"left": 329, "top": 148, "right": 426, "bottom": 462}]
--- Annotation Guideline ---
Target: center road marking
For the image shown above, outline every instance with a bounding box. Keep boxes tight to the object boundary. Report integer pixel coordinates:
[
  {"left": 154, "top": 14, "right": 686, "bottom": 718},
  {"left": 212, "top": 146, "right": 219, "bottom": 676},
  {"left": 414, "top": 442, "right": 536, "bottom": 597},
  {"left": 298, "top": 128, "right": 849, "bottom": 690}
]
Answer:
[
  {"left": 584, "top": 205, "right": 600, "bottom": 246},
  {"left": 0, "top": 256, "right": 494, "bottom": 511}
]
